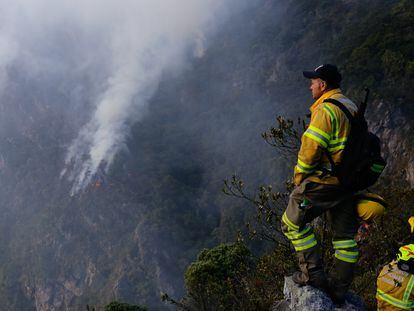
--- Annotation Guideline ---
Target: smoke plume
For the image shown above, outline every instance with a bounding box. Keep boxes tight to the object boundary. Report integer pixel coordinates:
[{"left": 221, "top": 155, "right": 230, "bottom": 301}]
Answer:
[{"left": 0, "top": 0, "right": 243, "bottom": 194}]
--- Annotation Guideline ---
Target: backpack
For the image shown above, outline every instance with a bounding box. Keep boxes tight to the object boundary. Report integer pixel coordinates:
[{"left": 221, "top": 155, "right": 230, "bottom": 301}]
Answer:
[{"left": 323, "top": 89, "right": 386, "bottom": 191}]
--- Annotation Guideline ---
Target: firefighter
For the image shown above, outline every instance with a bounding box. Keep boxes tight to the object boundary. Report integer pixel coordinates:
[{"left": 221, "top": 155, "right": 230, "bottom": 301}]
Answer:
[
  {"left": 281, "top": 64, "right": 359, "bottom": 304},
  {"left": 355, "top": 192, "right": 387, "bottom": 222},
  {"left": 377, "top": 244, "right": 414, "bottom": 310},
  {"left": 355, "top": 193, "right": 387, "bottom": 242}
]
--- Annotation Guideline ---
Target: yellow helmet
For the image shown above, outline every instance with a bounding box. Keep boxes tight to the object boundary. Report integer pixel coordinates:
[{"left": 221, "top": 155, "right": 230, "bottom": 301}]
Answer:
[
  {"left": 397, "top": 245, "right": 414, "bottom": 273},
  {"left": 398, "top": 245, "right": 414, "bottom": 261},
  {"left": 355, "top": 193, "right": 387, "bottom": 222}
]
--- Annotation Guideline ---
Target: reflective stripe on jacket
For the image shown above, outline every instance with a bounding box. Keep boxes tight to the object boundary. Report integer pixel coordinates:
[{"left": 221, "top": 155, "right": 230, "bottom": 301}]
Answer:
[
  {"left": 377, "top": 260, "right": 414, "bottom": 310},
  {"left": 294, "top": 88, "right": 358, "bottom": 186}
]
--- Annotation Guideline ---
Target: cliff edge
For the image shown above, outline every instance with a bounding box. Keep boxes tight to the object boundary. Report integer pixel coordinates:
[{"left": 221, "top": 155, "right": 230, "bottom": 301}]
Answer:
[{"left": 272, "top": 277, "right": 365, "bottom": 311}]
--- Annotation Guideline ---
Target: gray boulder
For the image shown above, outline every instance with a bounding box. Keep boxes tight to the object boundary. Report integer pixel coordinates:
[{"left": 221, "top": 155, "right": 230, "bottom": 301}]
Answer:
[{"left": 272, "top": 276, "right": 365, "bottom": 311}]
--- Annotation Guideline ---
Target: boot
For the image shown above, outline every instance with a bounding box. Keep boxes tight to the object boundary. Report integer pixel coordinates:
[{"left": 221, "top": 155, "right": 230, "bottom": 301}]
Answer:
[
  {"left": 272, "top": 300, "right": 291, "bottom": 311},
  {"left": 292, "top": 267, "right": 329, "bottom": 293},
  {"left": 292, "top": 270, "right": 308, "bottom": 286},
  {"left": 328, "top": 259, "right": 355, "bottom": 305},
  {"left": 328, "top": 283, "right": 346, "bottom": 306},
  {"left": 292, "top": 249, "right": 326, "bottom": 289}
]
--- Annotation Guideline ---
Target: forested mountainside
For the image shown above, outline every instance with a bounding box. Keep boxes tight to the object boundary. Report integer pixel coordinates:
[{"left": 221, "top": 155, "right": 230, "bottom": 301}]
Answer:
[{"left": 0, "top": 0, "right": 412, "bottom": 310}]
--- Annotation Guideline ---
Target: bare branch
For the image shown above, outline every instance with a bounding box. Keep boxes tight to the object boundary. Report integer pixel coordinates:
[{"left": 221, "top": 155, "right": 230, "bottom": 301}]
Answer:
[{"left": 261, "top": 116, "right": 304, "bottom": 162}]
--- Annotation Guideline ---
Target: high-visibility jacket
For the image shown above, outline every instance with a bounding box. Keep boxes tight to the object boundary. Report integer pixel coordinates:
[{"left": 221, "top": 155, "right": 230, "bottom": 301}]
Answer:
[
  {"left": 377, "top": 260, "right": 414, "bottom": 310},
  {"left": 294, "top": 88, "right": 358, "bottom": 186}
]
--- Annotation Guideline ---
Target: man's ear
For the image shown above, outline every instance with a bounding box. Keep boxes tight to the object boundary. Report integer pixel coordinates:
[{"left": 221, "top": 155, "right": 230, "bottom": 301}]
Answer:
[{"left": 320, "top": 80, "right": 327, "bottom": 91}]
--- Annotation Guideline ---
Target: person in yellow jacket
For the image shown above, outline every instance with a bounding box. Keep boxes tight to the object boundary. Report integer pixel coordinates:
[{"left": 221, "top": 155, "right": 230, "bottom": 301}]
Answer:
[
  {"left": 377, "top": 244, "right": 414, "bottom": 310},
  {"left": 355, "top": 193, "right": 387, "bottom": 242},
  {"left": 281, "top": 64, "right": 359, "bottom": 304}
]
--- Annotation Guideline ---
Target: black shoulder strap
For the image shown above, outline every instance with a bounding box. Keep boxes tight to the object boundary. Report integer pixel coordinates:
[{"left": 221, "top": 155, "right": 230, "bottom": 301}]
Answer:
[
  {"left": 322, "top": 98, "right": 354, "bottom": 175},
  {"left": 323, "top": 98, "right": 354, "bottom": 122}
]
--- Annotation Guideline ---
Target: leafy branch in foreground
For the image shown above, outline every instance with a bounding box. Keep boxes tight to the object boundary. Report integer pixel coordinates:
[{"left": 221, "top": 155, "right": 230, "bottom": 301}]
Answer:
[
  {"left": 163, "top": 242, "right": 294, "bottom": 311},
  {"left": 261, "top": 116, "right": 304, "bottom": 162},
  {"left": 85, "top": 301, "right": 147, "bottom": 311},
  {"left": 221, "top": 116, "right": 303, "bottom": 245},
  {"left": 161, "top": 293, "right": 193, "bottom": 311},
  {"left": 222, "top": 174, "right": 292, "bottom": 245}
]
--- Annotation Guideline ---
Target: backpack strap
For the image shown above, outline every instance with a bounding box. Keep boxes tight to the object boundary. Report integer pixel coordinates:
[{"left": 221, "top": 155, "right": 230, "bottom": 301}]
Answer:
[
  {"left": 323, "top": 98, "right": 354, "bottom": 123},
  {"left": 322, "top": 98, "right": 355, "bottom": 176}
]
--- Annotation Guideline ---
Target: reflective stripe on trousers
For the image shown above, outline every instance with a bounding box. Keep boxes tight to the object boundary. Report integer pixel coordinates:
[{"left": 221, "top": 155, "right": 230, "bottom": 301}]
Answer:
[
  {"left": 333, "top": 239, "right": 359, "bottom": 263},
  {"left": 282, "top": 213, "right": 317, "bottom": 252}
]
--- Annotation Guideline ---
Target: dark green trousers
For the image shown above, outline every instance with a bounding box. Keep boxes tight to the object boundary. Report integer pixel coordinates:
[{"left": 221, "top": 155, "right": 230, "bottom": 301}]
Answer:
[{"left": 281, "top": 178, "right": 359, "bottom": 298}]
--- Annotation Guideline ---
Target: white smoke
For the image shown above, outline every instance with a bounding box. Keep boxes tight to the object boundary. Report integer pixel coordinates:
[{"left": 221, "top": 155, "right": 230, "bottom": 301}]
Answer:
[
  {"left": 0, "top": 0, "right": 245, "bottom": 194},
  {"left": 63, "top": 0, "right": 231, "bottom": 194}
]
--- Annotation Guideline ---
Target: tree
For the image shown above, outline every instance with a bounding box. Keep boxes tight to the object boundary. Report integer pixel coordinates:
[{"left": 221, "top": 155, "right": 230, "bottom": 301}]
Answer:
[
  {"left": 184, "top": 242, "right": 254, "bottom": 311},
  {"left": 104, "top": 301, "right": 147, "bottom": 311}
]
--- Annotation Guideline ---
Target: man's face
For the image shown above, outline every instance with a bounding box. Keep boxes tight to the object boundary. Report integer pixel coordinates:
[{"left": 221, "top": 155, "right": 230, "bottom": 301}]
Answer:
[{"left": 309, "top": 78, "right": 326, "bottom": 99}]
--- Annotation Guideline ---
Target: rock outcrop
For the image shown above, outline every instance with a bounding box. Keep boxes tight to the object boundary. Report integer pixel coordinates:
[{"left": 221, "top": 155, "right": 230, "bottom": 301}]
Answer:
[
  {"left": 368, "top": 100, "right": 414, "bottom": 188},
  {"left": 272, "top": 277, "right": 365, "bottom": 311}
]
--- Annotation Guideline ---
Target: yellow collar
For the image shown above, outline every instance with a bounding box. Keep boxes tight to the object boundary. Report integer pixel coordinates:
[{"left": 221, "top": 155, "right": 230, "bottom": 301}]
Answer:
[{"left": 310, "top": 88, "right": 342, "bottom": 113}]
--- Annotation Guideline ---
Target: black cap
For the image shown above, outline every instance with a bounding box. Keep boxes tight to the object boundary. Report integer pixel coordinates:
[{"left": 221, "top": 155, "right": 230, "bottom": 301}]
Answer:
[{"left": 303, "top": 64, "right": 342, "bottom": 85}]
